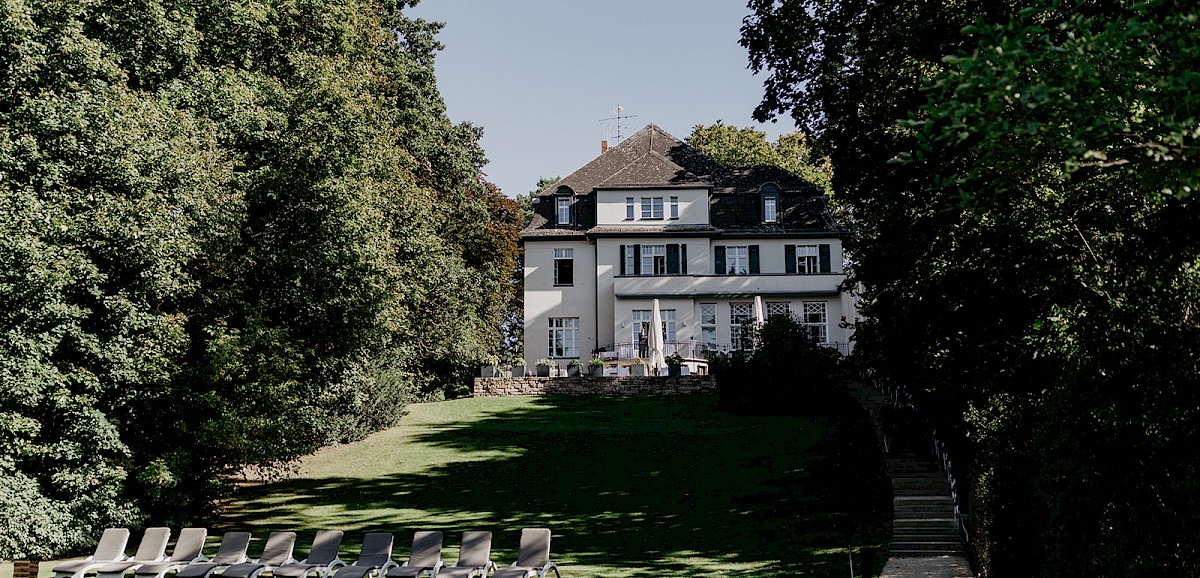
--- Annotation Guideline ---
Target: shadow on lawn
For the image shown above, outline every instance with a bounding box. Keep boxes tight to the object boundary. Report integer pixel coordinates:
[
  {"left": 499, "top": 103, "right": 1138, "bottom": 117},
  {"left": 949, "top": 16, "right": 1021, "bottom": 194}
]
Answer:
[{"left": 223, "top": 395, "right": 888, "bottom": 577}]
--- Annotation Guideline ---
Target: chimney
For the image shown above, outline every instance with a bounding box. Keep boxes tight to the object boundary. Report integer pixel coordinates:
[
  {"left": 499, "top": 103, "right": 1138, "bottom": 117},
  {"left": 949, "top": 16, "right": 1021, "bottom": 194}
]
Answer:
[{"left": 601, "top": 140, "right": 609, "bottom": 154}]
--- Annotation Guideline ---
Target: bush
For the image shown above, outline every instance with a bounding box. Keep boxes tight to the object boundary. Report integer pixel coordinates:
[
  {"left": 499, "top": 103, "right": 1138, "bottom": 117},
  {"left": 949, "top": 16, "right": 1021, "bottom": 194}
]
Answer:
[{"left": 712, "top": 317, "right": 844, "bottom": 414}]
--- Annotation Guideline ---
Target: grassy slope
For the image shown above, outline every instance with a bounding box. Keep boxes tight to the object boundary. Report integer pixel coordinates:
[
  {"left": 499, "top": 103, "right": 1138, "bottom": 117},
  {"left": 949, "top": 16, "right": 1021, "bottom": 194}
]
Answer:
[{"left": 11, "top": 394, "right": 889, "bottom": 578}]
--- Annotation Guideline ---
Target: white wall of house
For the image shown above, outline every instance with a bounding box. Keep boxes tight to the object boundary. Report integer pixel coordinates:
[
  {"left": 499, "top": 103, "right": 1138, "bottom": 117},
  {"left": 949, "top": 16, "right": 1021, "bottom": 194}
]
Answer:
[
  {"left": 524, "top": 240, "right": 597, "bottom": 363},
  {"left": 595, "top": 188, "right": 710, "bottom": 225},
  {"left": 524, "top": 220, "right": 854, "bottom": 361}
]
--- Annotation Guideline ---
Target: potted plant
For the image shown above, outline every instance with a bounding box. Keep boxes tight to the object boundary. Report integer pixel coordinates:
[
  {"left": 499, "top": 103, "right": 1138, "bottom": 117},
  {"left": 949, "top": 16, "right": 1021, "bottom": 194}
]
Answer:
[
  {"left": 535, "top": 358, "right": 553, "bottom": 377},
  {"left": 510, "top": 357, "right": 527, "bottom": 377},
  {"left": 630, "top": 358, "right": 647, "bottom": 376},
  {"left": 665, "top": 352, "right": 685, "bottom": 377},
  {"left": 480, "top": 354, "right": 500, "bottom": 378},
  {"left": 588, "top": 357, "right": 605, "bottom": 377},
  {"left": 567, "top": 359, "right": 584, "bottom": 377}
]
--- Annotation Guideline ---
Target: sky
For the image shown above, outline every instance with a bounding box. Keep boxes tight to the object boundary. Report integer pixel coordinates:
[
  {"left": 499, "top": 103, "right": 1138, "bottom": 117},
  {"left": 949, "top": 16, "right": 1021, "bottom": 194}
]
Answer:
[{"left": 405, "top": 0, "right": 798, "bottom": 198}]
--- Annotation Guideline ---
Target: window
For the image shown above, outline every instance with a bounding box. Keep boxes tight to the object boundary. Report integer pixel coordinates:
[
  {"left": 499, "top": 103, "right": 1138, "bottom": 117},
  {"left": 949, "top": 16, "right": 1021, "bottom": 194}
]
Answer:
[
  {"left": 641, "top": 245, "right": 667, "bottom": 276},
  {"left": 763, "top": 193, "right": 779, "bottom": 223},
  {"left": 767, "top": 302, "right": 790, "bottom": 319},
  {"left": 726, "top": 246, "right": 749, "bottom": 275},
  {"left": 548, "top": 317, "right": 580, "bottom": 357},
  {"left": 802, "top": 302, "right": 828, "bottom": 343},
  {"left": 640, "top": 197, "right": 664, "bottom": 219},
  {"left": 626, "top": 197, "right": 634, "bottom": 220},
  {"left": 670, "top": 196, "right": 679, "bottom": 219},
  {"left": 787, "top": 244, "right": 831, "bottom": 274},
  {"left": 557, "top": 196, "right": 572, "bottom": 225},
  {"left": 632, "top": 309, "right": 676, "bottom": 345},
  {"left": 620, "top": 244, "right": 687, "bottom": 276},
  {"left": 715, "top": 245, "right": 758, "bottom": 275},
  {"left": 700, "top": 303, "right": 717, "bottom": 349},
  {"left": 553, "top": 248, "right": 574, "bottom": 286},
  {"left": 730, "top": 302, "right": 753, "bottom": 349},
  {"left": 796, "top": 245, "right": 819, "bottom": 273}
]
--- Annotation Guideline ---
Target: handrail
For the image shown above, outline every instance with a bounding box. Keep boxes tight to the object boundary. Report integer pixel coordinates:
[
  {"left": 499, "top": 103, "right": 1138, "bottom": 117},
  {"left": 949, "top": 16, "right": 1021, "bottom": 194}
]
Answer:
[
  {"left": 876, "top": 378, "right": 970, "bottom": 548},
  {"left": 594, "top": 340, "right": 853, "bottom": 358}
]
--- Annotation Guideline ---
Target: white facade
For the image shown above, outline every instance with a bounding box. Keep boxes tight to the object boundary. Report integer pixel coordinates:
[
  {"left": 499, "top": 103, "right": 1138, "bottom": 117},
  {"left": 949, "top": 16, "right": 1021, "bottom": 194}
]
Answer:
[
  {"left": 524, "top": 241, "right": 851, "bottom": 363},
  {"left": 521, "top": 125, "right": 856, "bottom": 366}
]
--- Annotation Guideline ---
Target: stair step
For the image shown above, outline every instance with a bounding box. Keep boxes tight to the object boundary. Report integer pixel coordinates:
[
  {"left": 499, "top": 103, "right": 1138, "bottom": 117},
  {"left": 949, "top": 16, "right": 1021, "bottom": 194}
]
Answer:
[
  {"left": 894, "top": 519, "right": 959, "bottom": 531},
  {"left": 894, "top": 488, "right": 952, "bottom": 497},
  {"left": 894, "top": 506, "right": 957, "bottom": 517},
  {"left": 892, "top": 480, "right": 951, "bottom": 490},
  {"left": 890, "top": 541, "right": 964, "bottom": 551},
  {"left": 889, "top": 549, "right": 967, "bottom": 558},
  {"left": 892, "top": 532, "right": 961, "bottom": 541}
]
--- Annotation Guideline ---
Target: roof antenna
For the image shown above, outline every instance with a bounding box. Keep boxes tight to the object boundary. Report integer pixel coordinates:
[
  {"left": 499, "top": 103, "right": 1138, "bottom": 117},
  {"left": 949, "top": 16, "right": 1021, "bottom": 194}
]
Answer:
[{"left": 599, "top": 104, "right": 638, "bottom": 145}]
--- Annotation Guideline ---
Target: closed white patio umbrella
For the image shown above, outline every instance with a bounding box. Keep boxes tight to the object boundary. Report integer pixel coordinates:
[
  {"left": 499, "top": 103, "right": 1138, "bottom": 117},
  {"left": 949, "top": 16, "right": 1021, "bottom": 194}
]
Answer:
[
  {"left": 754, "top": 295, "right": 766, "bottom": 326},
  {"left": 649, "top": 299, "right": 667, "bottom": 374}
]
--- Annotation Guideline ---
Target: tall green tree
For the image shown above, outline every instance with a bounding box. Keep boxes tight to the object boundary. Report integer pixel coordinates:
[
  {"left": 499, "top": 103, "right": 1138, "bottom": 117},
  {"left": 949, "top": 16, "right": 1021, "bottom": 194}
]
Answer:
[
  {"left": 687, "top": 122, "right": 831, "bottom": 194},
  {"left": 744, "top": 0, "right": 1200, "bottom": 574},
  {"left": 0, "top": 0, "right": 518, "bottom": 558}
]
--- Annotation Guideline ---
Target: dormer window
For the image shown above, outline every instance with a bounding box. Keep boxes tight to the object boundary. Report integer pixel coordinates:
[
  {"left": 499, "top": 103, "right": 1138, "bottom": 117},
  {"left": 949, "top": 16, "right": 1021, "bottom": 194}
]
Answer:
[
  {"left": 557, "top": 196, "right": 571, "bottom": 225},
  {"left": 761, "top": 184, "right": 781, "bottom": 223},
  {"left": 555, "top": 186, "right": 574, "bottom": 226}
]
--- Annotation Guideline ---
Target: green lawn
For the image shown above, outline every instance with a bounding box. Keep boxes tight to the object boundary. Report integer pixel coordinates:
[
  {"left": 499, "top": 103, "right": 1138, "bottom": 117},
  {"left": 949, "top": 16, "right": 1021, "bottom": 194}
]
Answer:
[{"left": 11, "top": 394, "right": 890, "bottom": 578}]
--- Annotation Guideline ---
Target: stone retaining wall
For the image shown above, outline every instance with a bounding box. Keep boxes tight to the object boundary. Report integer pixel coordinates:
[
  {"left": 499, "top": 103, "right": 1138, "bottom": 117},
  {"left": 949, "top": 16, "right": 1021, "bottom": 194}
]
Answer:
[
  {"left": 473, "top": 375, "right": 716, "bottom": 397},
  {"left": 13, "top": 561, "right": 39, "bottom": 578}
]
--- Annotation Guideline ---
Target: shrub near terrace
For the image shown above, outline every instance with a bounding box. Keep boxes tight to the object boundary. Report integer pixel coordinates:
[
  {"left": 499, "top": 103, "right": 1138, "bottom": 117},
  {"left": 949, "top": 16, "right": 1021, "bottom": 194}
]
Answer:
[{"left": 711, "top": 316, "right": 844, "bottom": 414}]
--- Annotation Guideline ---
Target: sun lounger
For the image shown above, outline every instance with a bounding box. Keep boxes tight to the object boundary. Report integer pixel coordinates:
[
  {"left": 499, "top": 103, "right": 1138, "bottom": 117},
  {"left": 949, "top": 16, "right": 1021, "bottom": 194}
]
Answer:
[
  {"left": 330, "top": 533, "right": 396, "bottom": 578},
  {"left": 434, "top": 532, "right": 495, "bottom": 578},
  {"left": 124, "top": 528, "right": 209, "bottom": 578},
  {"left": 383, "top": 532, "right": 443, "bottom": 578},
  {"left": 492, "top": 529, "right": 558, "bottom": 578},
  {"left": 219, "top": 532, "right": 298, "bottom": 578},
  {"left": 52, "top": 528, "right": 132, "bottom": 578},
  {"left": 272, "top": 531, "right": 347, "bottom": 578},
  {"left": 94, "top": 528, "right": 172, "bottom": 578},
  {"left": 173, "top": 532, "right": 252, "bottom": 578}
]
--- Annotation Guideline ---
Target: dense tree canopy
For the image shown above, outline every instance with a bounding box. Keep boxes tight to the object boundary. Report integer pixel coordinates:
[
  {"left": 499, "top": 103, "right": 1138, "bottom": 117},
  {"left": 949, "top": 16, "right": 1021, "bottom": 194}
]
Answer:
[
  {"left": 687, "top": 122, "right": 831, "bottom": 194},
  {"left": 0, "top": 0, "right": 519, "bottom": 558},
  {"left": 744, "top": 0, "right": 1199, "bottom": 574}
]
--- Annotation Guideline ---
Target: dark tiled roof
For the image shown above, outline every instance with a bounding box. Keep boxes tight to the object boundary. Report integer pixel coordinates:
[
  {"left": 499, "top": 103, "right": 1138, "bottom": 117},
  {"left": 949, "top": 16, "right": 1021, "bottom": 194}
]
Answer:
[
  {"left": 711, "top": 194, "right": 837, "bottom": 232},
  {"left": 522, "top": 124, "right": 837, "bottom": 238}
]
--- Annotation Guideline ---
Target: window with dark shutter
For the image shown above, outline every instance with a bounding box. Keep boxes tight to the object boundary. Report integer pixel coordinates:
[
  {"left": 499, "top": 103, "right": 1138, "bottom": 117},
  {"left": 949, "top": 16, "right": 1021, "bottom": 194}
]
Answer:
[
  {"left": 819, "top": 244, "right": 831, "bottom": 273},
  {"left": 714, "top": 246, "right": 726, "bottom": 275},
  {"left": 785, "top": 245, "right": 797, "bottom": 274},
  {"left": 666, "top": 244, "right": 680, "bottom": 275},
  {"left": 620, "top": 245, "right": 627, "bottom": 275},
  {"left": 681, "top": 244, "right": 688, "bottom": 274},
  {"left": 632, "top": 244, "right": 642, "bottom": 275},
  {"left": 749, "top": 245, "right": 760, "bottom": 274}
]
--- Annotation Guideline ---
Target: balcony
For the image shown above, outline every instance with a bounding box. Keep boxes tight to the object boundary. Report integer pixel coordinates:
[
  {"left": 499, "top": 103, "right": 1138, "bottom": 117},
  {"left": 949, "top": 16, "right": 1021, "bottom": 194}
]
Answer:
[
  {"left": 594, "top": 340, "right": 708, "bottom": 361},
  {"left": 613, "top": 273, "right": 843, "bottom": 300},
  {"left": 593, "top": 340, "right": 852, "bottom": 360}
]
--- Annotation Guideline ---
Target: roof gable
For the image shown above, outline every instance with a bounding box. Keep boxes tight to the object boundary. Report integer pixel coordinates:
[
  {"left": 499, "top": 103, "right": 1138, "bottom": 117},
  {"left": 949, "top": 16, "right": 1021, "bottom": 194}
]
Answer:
[{"left": 524, "top": 124, "right": 838, "bottom": 237}]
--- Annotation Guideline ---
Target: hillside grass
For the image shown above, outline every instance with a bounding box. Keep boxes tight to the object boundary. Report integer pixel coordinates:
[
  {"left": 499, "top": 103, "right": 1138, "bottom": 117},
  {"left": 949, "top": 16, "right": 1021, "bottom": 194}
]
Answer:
[{"left": 11, "top": 394, "right": 890, "bottom": 578}]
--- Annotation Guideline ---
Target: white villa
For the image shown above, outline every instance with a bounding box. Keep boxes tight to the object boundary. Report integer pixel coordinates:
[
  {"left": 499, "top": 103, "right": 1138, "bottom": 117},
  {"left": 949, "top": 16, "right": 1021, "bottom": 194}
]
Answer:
[{"left": 522, "top": 124, "right": 857, "bottom": 372}]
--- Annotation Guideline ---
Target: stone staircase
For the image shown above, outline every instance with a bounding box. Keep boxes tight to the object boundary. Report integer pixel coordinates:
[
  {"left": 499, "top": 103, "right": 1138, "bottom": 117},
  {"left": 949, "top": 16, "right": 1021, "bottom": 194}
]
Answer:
[
  {"left": 888, "top": 454, "right": 964, "bottom": 557},
  {"left": 845, "top": 380, "right": 973, "bottom": 575}
]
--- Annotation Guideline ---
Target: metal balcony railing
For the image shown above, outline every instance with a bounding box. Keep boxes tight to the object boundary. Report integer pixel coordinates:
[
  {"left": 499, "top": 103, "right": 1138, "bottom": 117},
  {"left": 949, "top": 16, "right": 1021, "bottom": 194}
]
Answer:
[{"left": 593, "top": 340, "right": 851, "bottom": 359}]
